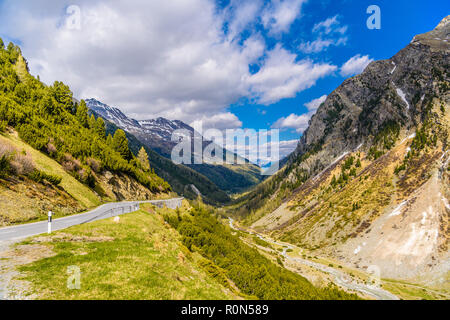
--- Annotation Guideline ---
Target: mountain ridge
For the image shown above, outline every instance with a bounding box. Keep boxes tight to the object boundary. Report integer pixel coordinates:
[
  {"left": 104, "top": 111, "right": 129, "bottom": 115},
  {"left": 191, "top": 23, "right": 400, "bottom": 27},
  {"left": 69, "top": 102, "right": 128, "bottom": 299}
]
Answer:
[
  {"left": 230, "top": 16, "right": 449, "bottom": 285},
  {"left": 86, "top": 98, "right": 264, "bottom": 194}
]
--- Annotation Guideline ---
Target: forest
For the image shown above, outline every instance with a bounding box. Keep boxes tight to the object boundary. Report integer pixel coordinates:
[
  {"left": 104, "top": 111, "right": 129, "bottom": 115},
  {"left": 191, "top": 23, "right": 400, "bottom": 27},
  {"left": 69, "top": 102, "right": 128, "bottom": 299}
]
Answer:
[{"left": 164, "top": 204, "right": 359, "bottom": 300}]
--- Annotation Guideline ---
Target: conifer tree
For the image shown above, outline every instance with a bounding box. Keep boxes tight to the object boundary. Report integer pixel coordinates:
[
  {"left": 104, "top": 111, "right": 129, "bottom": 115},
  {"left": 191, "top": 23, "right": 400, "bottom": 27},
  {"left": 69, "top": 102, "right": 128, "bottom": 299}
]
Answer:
[
  {"left": 95, "top": 117, "right": 105, "bottom": 138},
  {"left": 137, "top": 147, "right": 150, "bottom": 171},
  {"left": 88, "top": 114, "right": 97, "bottom": 129},
  {"left": 76, "top": 100, "right": 89, "bottom": 127},
  {"left": 112, "top": 129, "right": 132, "bottom": 160}
]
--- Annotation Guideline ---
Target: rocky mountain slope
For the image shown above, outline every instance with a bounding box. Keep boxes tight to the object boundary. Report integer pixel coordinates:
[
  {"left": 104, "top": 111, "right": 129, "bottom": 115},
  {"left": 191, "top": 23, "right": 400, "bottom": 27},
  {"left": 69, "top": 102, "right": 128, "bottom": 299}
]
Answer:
[
  {"left": 86, "top": 98, "right": 263, "bottom": 194},
  {"left": 232, "top": 16, "right": 449, "bottom": 285}
]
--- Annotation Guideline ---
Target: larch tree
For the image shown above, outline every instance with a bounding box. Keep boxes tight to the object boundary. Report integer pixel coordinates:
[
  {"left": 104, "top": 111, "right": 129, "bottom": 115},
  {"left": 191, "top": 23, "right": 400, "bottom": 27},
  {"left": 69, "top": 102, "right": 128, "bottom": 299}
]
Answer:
[{"left": 137, "top": 147, "right": 150, "bottom": 171}]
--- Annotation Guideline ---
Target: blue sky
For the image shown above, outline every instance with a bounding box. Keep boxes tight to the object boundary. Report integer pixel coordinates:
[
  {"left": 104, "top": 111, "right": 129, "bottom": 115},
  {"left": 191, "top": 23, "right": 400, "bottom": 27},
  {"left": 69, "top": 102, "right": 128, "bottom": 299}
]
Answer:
[
  {"left": 0, "top": 0, "right": 448, "bottom": 159},
  {"left": 226, "top": 0, "right": 449, "bottom": 143}
]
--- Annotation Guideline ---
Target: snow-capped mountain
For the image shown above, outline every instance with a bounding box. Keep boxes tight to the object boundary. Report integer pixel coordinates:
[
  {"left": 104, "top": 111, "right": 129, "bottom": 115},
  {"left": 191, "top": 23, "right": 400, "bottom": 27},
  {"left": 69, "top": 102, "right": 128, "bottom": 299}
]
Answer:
[
  {"left": 86, "top": 98, "right": 141, "bottom": 131},
  {"left": 86, "top": 98, "right": 195, "bottom": 157},
  {"left": 86, "top": 98, "right": 263, "bottom": 193}
]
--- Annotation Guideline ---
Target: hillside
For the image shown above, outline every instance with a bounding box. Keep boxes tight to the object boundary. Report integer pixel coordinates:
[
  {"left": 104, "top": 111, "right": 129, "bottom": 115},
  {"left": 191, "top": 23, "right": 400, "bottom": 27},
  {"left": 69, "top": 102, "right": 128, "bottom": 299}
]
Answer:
[
  {"left": 10, "top": 204, "right": 240, "bottom": 299},
  {"left": 0, "top": 40, "right": 171, "bottom": 225},
  {"left": 10, "top": 202, "right": 358, "bottom": 300},
  {"left": 230, "top": 16, "right": 449, "bottom": 285},
  {"left": 86, "top": 98, "right": 263, "bottom": 194}
]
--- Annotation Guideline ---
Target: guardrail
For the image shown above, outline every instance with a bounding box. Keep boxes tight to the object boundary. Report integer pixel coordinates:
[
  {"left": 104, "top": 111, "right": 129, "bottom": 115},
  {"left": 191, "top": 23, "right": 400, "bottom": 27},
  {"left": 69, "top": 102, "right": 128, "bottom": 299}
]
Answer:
[{"left": 85, "top": 198, "right": 184, "bottom": 223}]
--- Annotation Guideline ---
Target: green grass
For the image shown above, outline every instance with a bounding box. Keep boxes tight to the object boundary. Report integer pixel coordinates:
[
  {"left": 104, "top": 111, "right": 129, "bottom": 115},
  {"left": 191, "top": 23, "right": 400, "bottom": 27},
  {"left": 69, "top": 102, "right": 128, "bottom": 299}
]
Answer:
[
  {"left": 18, "top": 210, "right": 237, "bottom": 300},
  {"left": 380, "top": 278, "right": 450, "bottom": 300},
  {"left": 0, "top": 132, "right": 100, "bottom": 208}
]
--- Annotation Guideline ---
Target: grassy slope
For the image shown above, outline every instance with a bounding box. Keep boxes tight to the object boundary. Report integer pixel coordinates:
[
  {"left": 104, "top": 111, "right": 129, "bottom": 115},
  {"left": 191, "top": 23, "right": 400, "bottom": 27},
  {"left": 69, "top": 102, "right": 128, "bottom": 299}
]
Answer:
[
  {"left": 0, "top": 132, "right": 100, "bottom": 209},
  {"left": 19, "top": 207, "right": 238, "bottom": 300}
]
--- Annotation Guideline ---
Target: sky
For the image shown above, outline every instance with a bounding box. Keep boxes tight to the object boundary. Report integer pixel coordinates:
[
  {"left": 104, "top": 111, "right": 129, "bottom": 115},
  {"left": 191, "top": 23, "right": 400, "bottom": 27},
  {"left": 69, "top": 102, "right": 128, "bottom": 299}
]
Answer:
[{"left": 0, "top": 0, "right": 448, "bottom": 160}]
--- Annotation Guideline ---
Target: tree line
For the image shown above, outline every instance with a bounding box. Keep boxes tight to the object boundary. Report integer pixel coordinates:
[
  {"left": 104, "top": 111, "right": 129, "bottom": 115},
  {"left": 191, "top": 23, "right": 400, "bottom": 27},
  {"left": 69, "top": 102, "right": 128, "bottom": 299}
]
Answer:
[{"left": 0, "top": 39, "right": 170, "bottom": 193}]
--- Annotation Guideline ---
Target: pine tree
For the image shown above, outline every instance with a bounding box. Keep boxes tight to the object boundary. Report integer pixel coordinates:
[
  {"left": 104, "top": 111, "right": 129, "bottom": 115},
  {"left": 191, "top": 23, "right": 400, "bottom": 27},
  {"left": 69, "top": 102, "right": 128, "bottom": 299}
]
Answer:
[
  {"left": 95, "top": 117, "right": 105, "bottom": 138},
  {"left": 137, "top": 147, "right": 150, "bottom": 171},
  {"left": 106, "top": 134, "right": 113, "bottom": 146},
  {"left": 88, "top": 114, "right": 97, "bottom": 129},
  {"left": 76, "top": 100, "right": 89, "bottom": 127},
  {"left": 112, "top": 129, "right": 132, "bottom": 160},
  {"left": 330, "top": 175, "right": 337, "bottom": 187}
]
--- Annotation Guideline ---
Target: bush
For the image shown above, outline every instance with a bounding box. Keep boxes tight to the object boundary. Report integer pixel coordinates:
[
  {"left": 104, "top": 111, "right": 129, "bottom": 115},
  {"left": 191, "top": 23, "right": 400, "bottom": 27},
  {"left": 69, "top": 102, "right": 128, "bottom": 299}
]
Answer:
[
  {"left": 0, "top": 142, "right": 35, "bottom": 176},
  {"left": 10, "top": 151, "right": 34, "bottom": 175},
  {"left": 46, "top": 142, "right": 57, "bottom": 156},
  {"left": 0, "top": 154, "right": 11, "bottom": 177},
  {"left": 0, "top": 120, "right": 7, "bottom": 132},
  {"left": 87, "top": 157, "right": 102, "bottom": 173},
  {"left": 29, "top": 169, "right": 62, "bottom": 185}
]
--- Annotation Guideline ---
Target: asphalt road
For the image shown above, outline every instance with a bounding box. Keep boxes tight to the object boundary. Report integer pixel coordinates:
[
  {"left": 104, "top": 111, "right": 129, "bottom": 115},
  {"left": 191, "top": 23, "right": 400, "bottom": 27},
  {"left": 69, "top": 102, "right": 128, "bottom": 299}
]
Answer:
[{"left": 0, "top": 198, "right": 183, "bottom": 242}]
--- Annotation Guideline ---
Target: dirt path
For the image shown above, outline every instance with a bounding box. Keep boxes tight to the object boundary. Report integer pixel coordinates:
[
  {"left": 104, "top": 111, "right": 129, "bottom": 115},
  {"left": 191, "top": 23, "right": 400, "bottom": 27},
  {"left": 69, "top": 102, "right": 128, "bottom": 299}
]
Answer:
[
  {"left": 0, "top": 240, "right": 55, "bottom": 300},
  {"left": 0, "top": 240, "right": 26, "bottom": 300}
]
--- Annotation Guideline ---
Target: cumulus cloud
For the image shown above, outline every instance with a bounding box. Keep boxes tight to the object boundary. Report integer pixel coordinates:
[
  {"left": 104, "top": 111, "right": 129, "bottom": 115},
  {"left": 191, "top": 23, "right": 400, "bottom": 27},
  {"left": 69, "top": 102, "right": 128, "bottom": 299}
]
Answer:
[
  {"left": 271, "top": 113, "right": 311, "bottom": 133},
  {"left": 262, "top": 0, "right": 306, "bottom": 35},
  {"left": 0, "top": 0, "right": 337, "bottom": 131},
  {"left": 271, "top": 94, "right": 327, "bottom": 133},
  {"left": 304, "top": 94, "right": 327, "bottom": 112},
  {"left": 190, "top": 112, "right": 242, "bottom": 132},
  {"left": 225, "top": 0, "right": 262, "bottom": 40},
  {"left": 246, "top": 45, "right": 336, "bottom": 104},
  {"left": 230, "top": 134, "right": 298, "bottom": 164},
  {"left": 340, "top": 54, "right": 373, "bottom": 77},
  {"left": 299, "top": 15, "right": 348, "bottom": 53}
]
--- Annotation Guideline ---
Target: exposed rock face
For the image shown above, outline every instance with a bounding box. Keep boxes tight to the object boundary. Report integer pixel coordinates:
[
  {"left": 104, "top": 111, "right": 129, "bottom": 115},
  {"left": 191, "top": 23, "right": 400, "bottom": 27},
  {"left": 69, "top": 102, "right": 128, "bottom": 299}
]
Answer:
[
  {"left": 244, "top": 16, "right": 450, "bottom": 283},
  {"left": 97, "top": 171, "right": 156, "bottom": 201},
  {"left": 291, "top": 16, "right": 449, "bottom": 177}
]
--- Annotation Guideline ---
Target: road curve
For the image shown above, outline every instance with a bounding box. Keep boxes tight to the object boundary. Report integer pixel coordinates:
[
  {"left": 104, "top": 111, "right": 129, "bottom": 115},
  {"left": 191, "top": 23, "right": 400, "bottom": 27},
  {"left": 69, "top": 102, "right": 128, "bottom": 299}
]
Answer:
[
  {"left": 0, "top": 198, "right": 184, "bottom": 242},
  {"left": 228, "top": 218, "right": 399, "bottom": 300}
]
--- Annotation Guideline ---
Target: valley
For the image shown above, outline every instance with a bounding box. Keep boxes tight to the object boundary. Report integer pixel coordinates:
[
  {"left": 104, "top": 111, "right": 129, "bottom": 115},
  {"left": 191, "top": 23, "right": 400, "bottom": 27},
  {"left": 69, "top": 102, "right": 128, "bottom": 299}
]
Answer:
[{"left": 0, "top": 11, "right": 449, "bottom": 301}]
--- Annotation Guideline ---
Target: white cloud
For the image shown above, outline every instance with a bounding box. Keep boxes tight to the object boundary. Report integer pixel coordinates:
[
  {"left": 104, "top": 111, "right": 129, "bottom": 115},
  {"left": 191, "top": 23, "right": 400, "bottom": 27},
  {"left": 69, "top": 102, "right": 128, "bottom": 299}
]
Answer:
[
  {"left": 246, "top": 44, "right": 336, "bottom": 104},
  {"left": 277, "top": 139, "right": 299, "bottom": 158},
  {"left": 262, "top": 0, "right": 306, "bottom": 35},
  {"left": 299, "top": 37, "right": 347, "bottom": 53},
  {"left": 312, "top": 15, "right": 347, "bottom": 35},
  {"left": 229, "top": 134, "right": 298, "bottom": 164},
  {"left": 225, "top": 0, "right": 262, "bottom": 40},
  {"left": 299, "top": 15, "right": 348, "bottom": 53},
  {"left": 190, "top": 112, "right": 242, "bottom": 132},
  {"left": 271, "top": 94, "right": 328, "bottom": 133},
  {"left": 304, "top": 94, "right": 327, "bottom": 112},
  {"left": 340, "top": 54, "right": 373, "bottom": 77},
  {"left": 271, "top": 113, "right": 311, "bottom": 133},
  {"left": 0, "top": 0, "right": 336, "bottom": 127}
]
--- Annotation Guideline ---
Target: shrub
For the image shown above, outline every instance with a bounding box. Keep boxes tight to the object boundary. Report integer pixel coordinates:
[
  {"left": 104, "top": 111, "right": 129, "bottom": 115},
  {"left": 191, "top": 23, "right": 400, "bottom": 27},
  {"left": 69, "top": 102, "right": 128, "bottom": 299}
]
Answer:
[
  {"left": 0, "top": 120, "right": 7, "bottom": 132},
  {"left": 46, "top": 142, "right": 57, "bottom": 156},
  {"left": 61, "top": 153, "right": 81, "bottom": 172},
  {"left": 0, "top": 154, "right": 11, "bottom": 177},
  {"left": 10, "top": 151, "right": 34, "bottom": 175},
  {"left": 87, "top": 157, "right": 102, "bottom": 173},
  {"left": 29, "top": 169, "right": 62, "bottom": 185}
]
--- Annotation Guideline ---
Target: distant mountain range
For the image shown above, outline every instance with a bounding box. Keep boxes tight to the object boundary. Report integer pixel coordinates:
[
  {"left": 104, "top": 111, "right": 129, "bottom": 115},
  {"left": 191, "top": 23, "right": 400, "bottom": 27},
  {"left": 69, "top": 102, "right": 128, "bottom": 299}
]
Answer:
[{"left": 86, "top": 98, "right": 263, "bottom": 194}]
